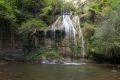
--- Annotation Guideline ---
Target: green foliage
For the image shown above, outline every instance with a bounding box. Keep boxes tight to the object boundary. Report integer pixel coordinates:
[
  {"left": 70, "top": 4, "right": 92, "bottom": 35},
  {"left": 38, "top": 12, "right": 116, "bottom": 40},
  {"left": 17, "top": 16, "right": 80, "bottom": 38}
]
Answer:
[
  {"left": 20, "top": 19, "right": 47, "bottom": 33},
  {"left": 0, "top": 0, "right": 17, "bottom": 22},
  {"left": 26, "top": 48, "right": 59, "bottom": 60},
  {"left": 80, "top": 0, "right": 120, "bottom": 63},
  {"left": 82, "top": 23, "right": 95, "bottom": 55},
  {"left": 94, "top": 2, "right": 120, "bottom": 52},
  {"left": 62, "top": 2, "right": 77, "bottom": 13},
  {"left": 89, "top": 0, "right": 117, "bottom": 15},
  {"left": 91, "top": 1, "right": 120, "bottom": 64}
]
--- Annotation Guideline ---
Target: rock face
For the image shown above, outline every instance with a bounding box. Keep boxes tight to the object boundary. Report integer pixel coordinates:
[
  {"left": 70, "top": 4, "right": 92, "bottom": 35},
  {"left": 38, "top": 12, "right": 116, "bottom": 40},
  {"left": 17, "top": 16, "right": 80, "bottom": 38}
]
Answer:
[
  {"left": 0, "top": 49, "right": 24, "bottom": 61},
  {"left": 0, "top": 25, "right": 24, "bottom": 61}
]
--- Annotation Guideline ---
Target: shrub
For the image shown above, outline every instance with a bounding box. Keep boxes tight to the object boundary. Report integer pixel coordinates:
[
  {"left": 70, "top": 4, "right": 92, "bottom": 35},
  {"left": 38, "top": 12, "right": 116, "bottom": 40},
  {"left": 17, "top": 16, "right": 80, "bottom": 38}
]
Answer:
[{"left": 26, "top": 48, "right": 59, "bottom": 61}]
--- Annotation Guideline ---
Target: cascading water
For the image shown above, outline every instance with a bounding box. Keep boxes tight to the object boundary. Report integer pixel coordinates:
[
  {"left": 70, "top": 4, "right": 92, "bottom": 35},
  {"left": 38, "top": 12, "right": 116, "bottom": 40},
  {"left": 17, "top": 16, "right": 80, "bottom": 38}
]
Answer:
[
  {"left": 72, "top": 16, "right": 85, "bottom": 58},
  {"left": 50, "top": 14, "right": 85, "bottom": 65},
  {"left": 62, "top": 15, "right": 76, "bottom": 45}
]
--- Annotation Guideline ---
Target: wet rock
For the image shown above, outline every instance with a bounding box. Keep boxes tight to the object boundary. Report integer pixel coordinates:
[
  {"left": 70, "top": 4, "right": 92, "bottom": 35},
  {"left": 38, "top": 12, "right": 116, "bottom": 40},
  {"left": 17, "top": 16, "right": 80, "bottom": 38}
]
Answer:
[
  {"left": 118, "top": 78, "right": 120, "bottom": 80},
  {"left": 117, "top": 65, "right": 120, "bottom": 69},
  {"left": 55, "top": 59, "right": 64, "bottom": 64},
  {"left": 0, "top": 72, "right": 3, "bottom": 74},
  {"left": 40, "top": 58, "right": 65, "bottom": 64},
  {"left": 111, "top": 69, "right": 117, "bottom": 73}
]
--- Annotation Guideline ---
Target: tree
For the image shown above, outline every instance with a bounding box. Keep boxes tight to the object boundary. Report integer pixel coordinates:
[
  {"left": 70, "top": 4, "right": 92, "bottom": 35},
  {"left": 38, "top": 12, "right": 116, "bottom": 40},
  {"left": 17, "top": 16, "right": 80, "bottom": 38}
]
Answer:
[{"left": 92, "top": 1, "right": 120, "bottom": 64}]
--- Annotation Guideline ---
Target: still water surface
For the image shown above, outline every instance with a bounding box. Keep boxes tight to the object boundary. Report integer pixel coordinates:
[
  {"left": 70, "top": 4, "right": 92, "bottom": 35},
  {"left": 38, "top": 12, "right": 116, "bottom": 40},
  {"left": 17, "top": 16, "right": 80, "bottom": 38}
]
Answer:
[{"left": 0, "top": 63, "right": 120, "bottom": 80}]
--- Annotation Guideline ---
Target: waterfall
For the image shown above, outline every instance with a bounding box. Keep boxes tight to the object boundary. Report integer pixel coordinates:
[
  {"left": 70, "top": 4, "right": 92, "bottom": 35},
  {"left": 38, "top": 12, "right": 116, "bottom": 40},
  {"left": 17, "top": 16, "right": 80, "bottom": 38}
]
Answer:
[
  {"left": 79, "top": 23, "right": 85, "bottom": 58},
  {"left": 50, "top": 14, "right": 85, "bottom": 61},
  {"left": 72, "top": 16, "right": 85, "bottom": 58},
  {"left": 62, "top": 15, "right": 76, "bottom": 45}
]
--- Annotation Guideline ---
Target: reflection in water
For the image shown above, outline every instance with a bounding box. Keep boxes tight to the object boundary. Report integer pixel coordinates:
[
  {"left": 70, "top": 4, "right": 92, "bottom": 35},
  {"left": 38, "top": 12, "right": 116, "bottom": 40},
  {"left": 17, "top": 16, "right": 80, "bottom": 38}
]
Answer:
[{"left": 0, "top": 63, "right": 120, "bottom": 80}]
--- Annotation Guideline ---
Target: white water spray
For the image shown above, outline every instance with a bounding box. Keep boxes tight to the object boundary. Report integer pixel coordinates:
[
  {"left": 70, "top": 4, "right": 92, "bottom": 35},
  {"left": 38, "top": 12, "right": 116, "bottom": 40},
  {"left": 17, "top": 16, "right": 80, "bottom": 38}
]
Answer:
[{"left": 50, "top": 15, "right": 85, "bottom": 58}]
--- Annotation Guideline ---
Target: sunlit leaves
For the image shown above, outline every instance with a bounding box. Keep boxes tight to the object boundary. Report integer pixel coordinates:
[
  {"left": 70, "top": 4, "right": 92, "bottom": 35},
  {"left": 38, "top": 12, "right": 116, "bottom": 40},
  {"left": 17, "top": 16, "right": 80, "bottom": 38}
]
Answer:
[{"left": 89, "top": 0, "right": 117, "bottom": 15}]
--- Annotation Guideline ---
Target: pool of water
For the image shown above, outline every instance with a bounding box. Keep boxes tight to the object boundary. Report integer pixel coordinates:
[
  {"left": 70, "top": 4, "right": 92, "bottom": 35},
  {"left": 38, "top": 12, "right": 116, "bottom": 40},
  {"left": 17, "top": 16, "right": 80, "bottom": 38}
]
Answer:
[{"left": 0, "top": 63, "right": 120, "bottom": 80}]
